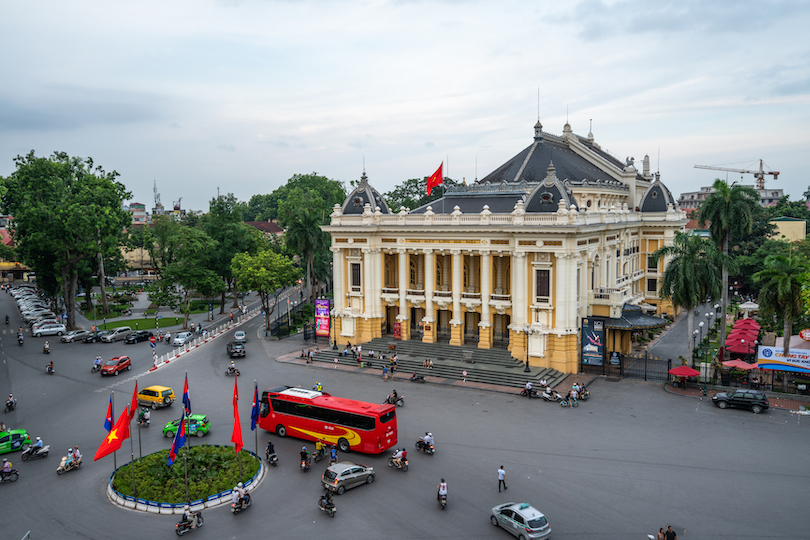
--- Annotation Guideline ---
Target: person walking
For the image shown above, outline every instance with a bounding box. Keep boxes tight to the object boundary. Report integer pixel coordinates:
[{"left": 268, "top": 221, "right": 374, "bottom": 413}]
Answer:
[
  {"left": 657, "top": 527, "right": 665, "bottom": 540},
  {"left": 498, "top": 466, "right": 507, "bottom": 492},
  {"left": 382, "top": 365, "right": 389, "bottom": 381},
  {"left": 664, "top": 526, "right": 676, "bottom": 540}
]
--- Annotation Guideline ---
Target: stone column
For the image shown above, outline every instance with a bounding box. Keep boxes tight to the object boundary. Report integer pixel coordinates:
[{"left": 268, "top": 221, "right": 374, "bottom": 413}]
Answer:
[
  {"left": 372, "top": 248, "right": 383, "bottom": 338},
  {"left": 468, "top": 254, "right": 477, "bottom": 293},
  {"left": 478, "top": 250, "right": 492, "bottom": 349},
  {"left": 442, "top": 254, "right": 450, "bottom": 290},
  {"left": 496, "top": 256, "right": 504, "bottom": 294},
  {"left": 331, "top": 247, "right": 343, "bottom": 313},
  {"left": 509, "top": 252, "right": 527, "bottom": 359},
  {"left": 450, "top": 249, "right": 463, "bottom": 346},
  {"left": 397, "top": 248, "right": 410, "bottom": 340},
  {"left": 360, "top": 247, "right": 374, "bottom": 342},
  {"left": 422, "top": 249, "right": 436, "bottom": 343},
  {"left": 417, "top": 253, "right": 424, "bottom": 290}
]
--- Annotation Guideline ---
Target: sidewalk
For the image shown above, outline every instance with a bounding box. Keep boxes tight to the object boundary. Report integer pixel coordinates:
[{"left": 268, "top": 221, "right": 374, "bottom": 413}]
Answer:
[{"left": 665, "top": 382, "right": 809, "bottom": 412}]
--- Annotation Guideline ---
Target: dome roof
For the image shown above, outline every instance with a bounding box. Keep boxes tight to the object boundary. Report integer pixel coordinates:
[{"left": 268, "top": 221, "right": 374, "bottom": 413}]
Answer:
[
  {"left": 525, "top": 161, "right": 578, "bottom": 213},
  {"left": 341, "top": 172, "right": 391, "bottom": 215},
  {"left": 638, "top": 177, "right": 675, "bottom": 212}
]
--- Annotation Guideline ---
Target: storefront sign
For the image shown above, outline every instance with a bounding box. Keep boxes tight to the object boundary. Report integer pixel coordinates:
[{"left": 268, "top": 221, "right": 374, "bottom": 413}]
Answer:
[
  {"left": 757, "top": 346, "right": 810, "bottom": 374},
  {"left": 315, "top": 299, "right": 330, "bottom": 337},
  {"left": 581, "top": 317, "right": 605, "bottom": 366},
  {"left": 393, "top": 322, "right": 401, "bottom": 339},
  {"left": 799, "top": 329, "right": 810, "bottom": 341}
]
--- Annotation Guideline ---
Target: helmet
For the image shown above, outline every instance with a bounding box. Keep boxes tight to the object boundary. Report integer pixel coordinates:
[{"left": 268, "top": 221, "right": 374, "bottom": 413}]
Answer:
[
  {"left": 234, "top": 486, "right": 239, "bottom": 491},
  {"left": 36, "top": 437, "right": 40, "bottom": 441},
  {"left": 441, "top": 478, "right": 445, "bottom": 482},
  {"left": 184, "top": 505, "right": 190, "bottom": 511},
  {"left": 237, "top": 482, "right": 243, "bottom": 488},
  {"left": 68, "top": 448, "right": 73, "bottom": 453},
  {"left": 74, "top": 445, "right": 78, "bottom": 449},
  {"left": 428, "top": 433, "right": 432, "bottom": 437},
  {"left": 302, "top": 446, "right": 307, "bottom": 451}
]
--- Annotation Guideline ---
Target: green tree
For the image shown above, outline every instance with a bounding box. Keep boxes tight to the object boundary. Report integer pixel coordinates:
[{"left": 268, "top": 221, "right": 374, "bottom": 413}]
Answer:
[
  {"left": 754, "top": 254, "right": 808, "bottom": 357},
  {"left": 697, "top": 179, "right": 760, "bottom": 356},
  {"left": 283, "top": 207, "right": 329, "bottom": 305},
  {"left": 231, "top": 250, "right": 300, "bottom": 332},
  {"left": 652, "top": 232, "right": 729, "bottom": 364},
  {"left": 126, "top": 224, "right": 155, "bottom": 271},
  {"left": 1, "top": 151, "right": 131, "bottom": 329},
  {"left": 149, "top": 215, "right": 183, "bottom": 271},
  {"left": 383, "top": 176, "right": 460, "bottom": 211},
  {"left": 803, "top": 186, "right": 810, "bottom": 201},
  {"left": 764, "top": 195, "right": 810, "bottom": 222},
  {"left": 247, "top": 173, "right": 346, "bottom": 224}
]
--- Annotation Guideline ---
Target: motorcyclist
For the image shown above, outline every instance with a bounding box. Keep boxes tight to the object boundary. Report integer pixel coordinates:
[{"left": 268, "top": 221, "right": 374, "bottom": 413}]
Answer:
[
  {"left": 1, "top": 459, "right": 11, "bottom": 479},
  {"left": 388, "top": 389, "right": 398, "bottom": 403},
  {"left": 300, "top": 446, "right": 311, "bottom": 466},
  {"left": 72, "top": 446, "right": 81, "bottom": 461},
  {"left": 93, "top": 356, "right": 102, "bottom": 369},
  {"left": 227, "top": 361, "right": 237, "bottom": 375},
  {"left": 138, "top": 408, "right": 150, "bottom": 425},
  {"left": 315, "top": 439, "right": 324, "bottom": 459},
  {"left": 5, "top": 315, "right": 8, "bottom": 324},
  {"left": 65, "top": 448, "right": 74, "bottom": 467},
  {"left": 524, "top": 381, "right": 533, "bottom": 396},
  {"left": 43, "top": 340, "right": 50, "bottom": 353},
  {"left": 182, "top": 505, "right": 198, "bottom": 528},
  {"left": 423, "top": 432, "right": 434, "bottom": 447},
  {"left": 165, "top": 331, "right": 171, "bottom": 344},
  {"left": 320, "top": 491, "right": 334, "bottom": 509},
  {"left": 31, "top": 436, "right": 44, "bottom": 450},
  {"left": 266, "top": 440, "right": 275, "bottom": 460},
  {"left": 437, "top": 478, "right": 448, "bottom": 501},
  {"left": 6, "top": 394, "right": 14, "bottom": 410},
  {"left": 235, "top": 482, "right": 246, "bottom": 508},
  {"left": 47, "top": 360, "right": 54, "bottom": 374},
  {"left": 329, "top": 446, "right": 338, "bottom": 464},
  {"left": 392, "top": 447, "right": 405, "bottom": 468}
]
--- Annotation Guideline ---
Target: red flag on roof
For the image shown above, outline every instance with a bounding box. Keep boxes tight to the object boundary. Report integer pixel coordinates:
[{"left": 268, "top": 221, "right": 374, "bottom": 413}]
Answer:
[{"left": 426, "top": 163, "right": 443, "bottom": 196}]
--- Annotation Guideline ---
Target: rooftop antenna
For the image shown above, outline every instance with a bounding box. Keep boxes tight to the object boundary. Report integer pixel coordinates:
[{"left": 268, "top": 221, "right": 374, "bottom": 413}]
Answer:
[
  {"left": 537, "top": 88, "right": 540, "bottom": 121},
  {"left": 566, "top": 104, "right": 569, "bottom": 124},
  {"left": 153, "top": 180, "right": 161, "bottom": 207},
  {"left": 217, "top": 186, "right": 220, "bottom": 198},
  {"left": 363, "top": 155, "right": 365, "bottom": 174},
  {"left": 475, "top": 155, "right": 478, "bottom": 182}
]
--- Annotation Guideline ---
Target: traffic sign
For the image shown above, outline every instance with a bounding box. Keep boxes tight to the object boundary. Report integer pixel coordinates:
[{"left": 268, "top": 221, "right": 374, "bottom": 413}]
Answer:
[{"left": 150, "top": 336, "right": 156, "bottom": 344}]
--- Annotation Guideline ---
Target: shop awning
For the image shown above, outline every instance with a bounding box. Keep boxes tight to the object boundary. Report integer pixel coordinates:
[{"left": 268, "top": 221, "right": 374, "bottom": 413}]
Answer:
[{"left": 604, "top": 304, "right": 668, "bottom": 330}]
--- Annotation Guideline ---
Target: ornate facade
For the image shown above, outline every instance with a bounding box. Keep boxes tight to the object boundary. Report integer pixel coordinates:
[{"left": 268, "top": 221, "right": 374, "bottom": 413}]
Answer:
[{"left": 323, "top": 121, "right": 688, "bottom": 374}]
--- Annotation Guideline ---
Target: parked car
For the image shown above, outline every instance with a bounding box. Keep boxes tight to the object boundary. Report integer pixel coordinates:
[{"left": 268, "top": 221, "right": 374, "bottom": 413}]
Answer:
[
  {"left": 101, "top": 326, "right": 132, "bottom": 343},
  {"left": 100, "top": 356, "right": 132, "bottom": 376},
  {"left": 172, "top": 332, "right": 193, "bottom": 346},
  {"left": 125, "top": 330, "right": 154, "bottom": 344},
  {"left": 226, "top": 341, "right": 246, "bottom": 358},
  {"left": 83, "top": 330, "right": 111, "bottom": 343},
  {"left": 137, "top": 385, "right": 175, "bottom": 409},
  {"left": 32, "top": 323, "right": 66, "bottom": 337},
  {"left": 29, "top": 315, "right": 58, "bottom": 327},
  {"left": 491, "top": 502, "right": 551, "bottom": 539},
  {"left": 162, "top": 414, "right": 211, "bottom": 438},
  {"left": 0, "top": 429, "right": 32, "bottom": 455},
  {"left": 712, "top": 389, "right": 769, "bottom": 414},
  {"left": 61, "top": 329, "right": 90, "bottom": 343},
  {"left": 233, "top": 330, "right": 247, "bottom": 343},
  {"left": 321, "top": 462, "right": 375, "bottom": 495}
]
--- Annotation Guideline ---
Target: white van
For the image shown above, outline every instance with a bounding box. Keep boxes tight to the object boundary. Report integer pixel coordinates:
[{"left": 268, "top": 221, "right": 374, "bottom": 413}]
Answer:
[{"left": 101, "top": 326, "right": 132, "bottom": 343}]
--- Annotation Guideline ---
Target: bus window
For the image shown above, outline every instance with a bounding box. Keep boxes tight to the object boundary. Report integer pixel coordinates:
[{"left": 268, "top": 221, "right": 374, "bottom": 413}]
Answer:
[{"left": 380, "top": 410, "right": 396, "bottom": 424}]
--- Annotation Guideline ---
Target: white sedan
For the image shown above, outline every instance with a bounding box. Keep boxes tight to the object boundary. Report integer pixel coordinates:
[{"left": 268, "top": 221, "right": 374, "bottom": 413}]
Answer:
[{"left": 172, "top": 332, "right": 193, "bottom": 346}]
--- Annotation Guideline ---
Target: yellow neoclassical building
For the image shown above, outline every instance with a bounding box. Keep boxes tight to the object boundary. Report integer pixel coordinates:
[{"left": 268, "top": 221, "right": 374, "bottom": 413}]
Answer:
[{"left": 323, "top": 120, "right": 687, "bottom": 374}]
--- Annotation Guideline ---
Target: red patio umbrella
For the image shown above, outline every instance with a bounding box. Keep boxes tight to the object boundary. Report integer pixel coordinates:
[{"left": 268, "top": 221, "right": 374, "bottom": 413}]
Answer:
[
  {"left": 669, "top": 365, "right": 700, "bottom": 377},
  {"left": 734, "top": 319, "right": 761, "bottom": 330},
  {"left": 726, "top": 338, "right": 757, "bottom": 355},
  {"left": 727, "top": 330, "right": 758, "bottom": 341},
  {"left": 722, "top": 359, "right": 756, "bottom": 370}
]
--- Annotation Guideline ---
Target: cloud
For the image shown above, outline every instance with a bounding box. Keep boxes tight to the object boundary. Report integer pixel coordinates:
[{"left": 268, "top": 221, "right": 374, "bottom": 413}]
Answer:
[{"left": 217, "top": 144, "right": 236, "bottom": 152}]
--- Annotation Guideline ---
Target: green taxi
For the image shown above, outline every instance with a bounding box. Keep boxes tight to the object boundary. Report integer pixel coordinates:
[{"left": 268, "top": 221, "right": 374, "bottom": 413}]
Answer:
[
  {"left": 0, "top": 429, "right": 32, "bottom": 455},
  {"left": 163, "top": 414, "right": 211, "bottom": 438}
]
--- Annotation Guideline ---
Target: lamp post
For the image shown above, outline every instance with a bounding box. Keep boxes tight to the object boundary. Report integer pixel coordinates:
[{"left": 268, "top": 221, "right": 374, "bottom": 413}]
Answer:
[
  {"left": 699, "top": 321, "right": 704, "bottom": 342},
  {"left": 523, "top": 324, "right": 531, "bottom": 373}
]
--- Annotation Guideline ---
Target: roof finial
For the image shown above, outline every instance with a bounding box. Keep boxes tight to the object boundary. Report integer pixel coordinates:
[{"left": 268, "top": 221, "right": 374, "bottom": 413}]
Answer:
[{"left": 588, "top": 118, "right": 594, "bottom": 142}]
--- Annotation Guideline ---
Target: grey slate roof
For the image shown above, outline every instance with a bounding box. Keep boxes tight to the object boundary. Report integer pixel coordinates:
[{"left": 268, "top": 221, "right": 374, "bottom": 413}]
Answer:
[
  {"left": 604, "top": 303, "right": 668, "bottom": 330},
  {"left": 341, "top": 172, "right": 391, "bottom": 215},
  {"left": 410, "top": 192, "right": 523, "bottom": 215},
  {"left": 638, "top": 179, "right": 676, "bottom": 213}
]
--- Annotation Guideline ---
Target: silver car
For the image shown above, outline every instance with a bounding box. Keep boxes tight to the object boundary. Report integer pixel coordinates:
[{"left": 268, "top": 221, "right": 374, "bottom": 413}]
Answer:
[
  {"left": 172, "top": 332, "right": 193, "bottom": 346},
  {"left": 101, "top": 326, "right": 132, "bottom": 343},
  {"left": 61, "top": 329, "right": 90, "bottom": 343},
  {"left": 233, "top": 330, "right": 247, "bottom": 343},
  {"left": 32, "top": 323, "right": 67, "bottom": 337},
  {"left": 491, "top": 502, "right": 551, "bottom": 539},
  {"left": 321, "top": 462, "right": 374, "bottom": 495}
]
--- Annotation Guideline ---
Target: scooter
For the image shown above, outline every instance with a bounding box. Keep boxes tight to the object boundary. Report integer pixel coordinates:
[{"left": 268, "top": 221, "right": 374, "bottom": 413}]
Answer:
[
  {"left": 231, "top": 493, "right": 251, "bottom": 514},
  {"left": 560, "top": 396, "right": 578, "bottom": 408},
  {"left": 226, "top": 367, "right": 241, "bottom": 377},
  {"left": 175, "top": 511, "right": 204, "bottom": 535},
  {"left": 43, "top": 345, "right": 50, "bottom": 354},
  {"left": 541, "top": 389, "right": 564, "bottom": 403},
  {"left": 265, "top": 448, "right": 278, "bottom": 467},
  {"left": 387, "top": 453, "right": 409, "bottom": 472},
  {"left": 91, "top": 363, "right": 101, "bottom": 373},
  {"left": 313, "top": 446, "right": 331, "bottom": 463},
  {"left": 5, "top": 315, "right": 8, "bottom": 325},
  {"left": 300, "top": 456, "right": 311, "bottom": 472},
  {"left": 519, "top": 388, "right": 539, "bottom": 399},
  {"left": 410, "top": 373, "right": 425, "bottom": 383},
  {"left": 579, "top": 388, "right": 590, "bottom": 401},
  {"left": 21, "top": 444, "right": 50, "bottom": 460},
  {"left": 138, "top": 416, "right": 150, "bottom": 428},
  {"left": 56, "top": 455, "right": 82, "bottom": 475},
  {"left": 318, "top": 496, "right": 336, "bottom": 518},
  {"left": 415, "top": 439, "right": 435, "bottom": 455},
  {"left": 45, "top": 364, "right": 54, "bottom": 375},
  {"left": 0, "top": 469, "right": 19, "bottom": 483},
  {"left": 17, "top": 334, "right": 23, "bottom": 346},
  {"left": 384, "top": 394, "right": 405, "bottom": 407},
  {"left": 438, "top": 493, "right": 447, "bottom": 510},
  {"left": 4, "top": 399, "right": 16, "bottom": 413}
]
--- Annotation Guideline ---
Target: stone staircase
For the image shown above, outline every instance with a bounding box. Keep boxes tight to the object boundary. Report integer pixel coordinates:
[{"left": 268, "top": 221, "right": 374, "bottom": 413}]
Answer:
[{"left": 309, "top": 337, "right": 567, "bottom": 389}]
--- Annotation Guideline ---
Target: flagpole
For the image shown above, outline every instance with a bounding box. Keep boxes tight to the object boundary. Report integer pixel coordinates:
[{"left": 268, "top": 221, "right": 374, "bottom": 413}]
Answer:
[
  {"left": 111, "top": 391, "right": 116, "bottom": 471},
  {"left": 129, "top": 416, "right": 137, "bottom": 501},
  {"left": 254, "top": 379, "right": 258, "bottom": 455},
  {"left": 183, "top": 449, "right": 190, "bottom": 505},
  {"left": 185, "top": 371, "right": 192, "bottom": 449}
]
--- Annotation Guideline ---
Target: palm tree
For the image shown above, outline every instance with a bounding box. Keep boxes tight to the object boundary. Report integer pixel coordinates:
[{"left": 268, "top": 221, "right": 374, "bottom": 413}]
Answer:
[
  {"left": 753, "top": 254, "right": 807, "bottom": 357},
  {"left": 284, "top": 207, "right": 329, "bottom": 305},
  {"left": 652, "top": 232, "right": 729, "bottom": 365},
  {"left": 697, "top": 179, "right": 760, "bottom": 356}
]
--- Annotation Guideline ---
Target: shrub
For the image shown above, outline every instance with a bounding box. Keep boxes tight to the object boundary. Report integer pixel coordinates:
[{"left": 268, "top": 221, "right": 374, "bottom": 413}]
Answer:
[{"left": 112, "top": 445, "right": 260, "bottom": 503}]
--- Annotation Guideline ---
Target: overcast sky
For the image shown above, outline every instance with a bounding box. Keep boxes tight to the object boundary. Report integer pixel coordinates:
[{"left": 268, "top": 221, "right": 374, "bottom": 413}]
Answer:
[{"left": 1, "top": 0, "right": 808, "bottom": 212}]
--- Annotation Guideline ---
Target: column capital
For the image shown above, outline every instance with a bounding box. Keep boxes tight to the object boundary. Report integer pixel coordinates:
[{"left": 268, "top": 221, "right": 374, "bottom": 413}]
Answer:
[
  {"left": 330, "top": 246, "right": 342, "bottom": 254},
  {"left": 450, "top": 249, "right": 461, "bottom": 256},
  {"left": 512, "top": 251, "right": 527, "bottom": 259},
  {"left": 422, "top": 248, "right": 433, "bottom": 255},
  {"left": 396, "top": 248, "right": 407, "bottom": 254}
]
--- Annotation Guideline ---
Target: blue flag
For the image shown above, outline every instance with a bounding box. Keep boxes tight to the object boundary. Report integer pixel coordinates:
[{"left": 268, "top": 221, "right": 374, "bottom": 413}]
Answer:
[
  {"left": 104, "top": 396, "right": 113, "bottom": 432},
  {"left": 168, "top": 409, "right": 187, "bottom": 466},
  {"left": 250, "top": 383, "right": 260, "bottom": 431}
]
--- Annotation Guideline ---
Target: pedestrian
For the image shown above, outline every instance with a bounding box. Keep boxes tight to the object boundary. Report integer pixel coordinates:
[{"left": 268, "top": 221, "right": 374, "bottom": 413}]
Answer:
[
  {"left": 382, "top": 365, "right": 389, "bottom": 381},
  {"left": 351, "top": 346, "right": 357, "bottom": 360},
  {"left": 657, "top": 528, "right": 665, "bottom": 540},
  {"left": 664, "top": 526, "right": 676, "bottom": 540},
  {"left": 334, "top": 357, "right": 339, "bottom": 369},
  {"left": 462, "top": 370, "right": 467, "bottom": 382},
  {"left": 357, "top": 344, "right": 362, "bottom": 357},
  {"left": 498, "top": 466, "right": 507, "bottom": 492}
]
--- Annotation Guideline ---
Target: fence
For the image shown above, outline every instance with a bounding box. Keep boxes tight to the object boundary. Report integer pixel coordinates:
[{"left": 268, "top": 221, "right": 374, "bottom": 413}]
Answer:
[{"left": 581, "top": 352, "right": 671, "bottom": 383}]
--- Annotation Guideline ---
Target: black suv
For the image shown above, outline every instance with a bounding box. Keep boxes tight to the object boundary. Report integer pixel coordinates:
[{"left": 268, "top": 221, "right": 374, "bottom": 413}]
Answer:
[
  {"left": 227, "top": 341, "right": 246, "bottom": 358},
  {"left": 712, "top": 389, "right": 769, "bottom": 414},
  {"left": 125, "top": 330, "right": 154, "bottom": 344},
  {"left": 83, "top": 330, "right": 111, "bottom": 343}
]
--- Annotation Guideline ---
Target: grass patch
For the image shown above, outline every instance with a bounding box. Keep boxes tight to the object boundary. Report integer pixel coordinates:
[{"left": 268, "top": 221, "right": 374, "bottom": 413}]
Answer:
[
  {"left": 112, "top": 445, "right": 260, "bottom": 503},
  {"left": 96, "top": 317, "right": 184, "bottom": 331}
]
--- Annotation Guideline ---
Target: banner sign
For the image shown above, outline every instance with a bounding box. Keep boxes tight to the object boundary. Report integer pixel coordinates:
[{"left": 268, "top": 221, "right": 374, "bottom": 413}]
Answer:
[
  {"left": 581, "top": 317, "right": 605, "bottom": 366},
  {"left": 757, "top": 346, "right": 810, "bottom": 374},
  {"left": 799, "top": 329, "right": 810, "bottom": 341},
  {"left": 315, "top": 299, "right": 330, "bottom": 337}
]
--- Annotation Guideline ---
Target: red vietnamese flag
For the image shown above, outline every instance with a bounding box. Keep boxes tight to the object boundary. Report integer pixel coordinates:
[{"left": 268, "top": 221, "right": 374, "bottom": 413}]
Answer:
[
  {"left": 426, "top": 163, "right": 443, "bottom": 196},
  {"left": 230, "top": 376, "right": 243, "bottom": 454},
  {"left": 94, "top": 407, "right": 131, "bottom": 461},
  {"left": 128, "top": 382, "right": 138, "bottom": 422}
]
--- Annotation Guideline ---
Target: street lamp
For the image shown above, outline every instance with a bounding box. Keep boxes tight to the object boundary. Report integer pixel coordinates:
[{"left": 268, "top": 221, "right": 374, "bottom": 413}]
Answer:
[
  {"left": 699, "top": 321, "right": 704, "bottom": 341},
  {"left": 693, "top": 329, "right": 699, "bottom": 349},
  {"left": 523, "top": 324, "right": 531, "bottom": 373}
]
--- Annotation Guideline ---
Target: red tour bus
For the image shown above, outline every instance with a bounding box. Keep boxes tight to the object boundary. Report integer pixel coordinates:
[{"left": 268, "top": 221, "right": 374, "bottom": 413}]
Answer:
[{"left": 259, "top": 386, "right": 397, "bottom": 454}]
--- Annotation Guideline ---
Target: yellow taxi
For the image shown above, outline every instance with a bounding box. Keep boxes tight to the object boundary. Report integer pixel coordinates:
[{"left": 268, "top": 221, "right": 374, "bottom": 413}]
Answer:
[{"left": 137, "top": 385, "right": 175, "bottom": 409}]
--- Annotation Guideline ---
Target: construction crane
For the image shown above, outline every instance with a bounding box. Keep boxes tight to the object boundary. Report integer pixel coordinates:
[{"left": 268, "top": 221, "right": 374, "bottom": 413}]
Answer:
[
  {"left": 694, "top": 159, "right": 779, "bottom": 190},
  {"left": 173, "top": 197, "right": 182, "bottom": 211}
]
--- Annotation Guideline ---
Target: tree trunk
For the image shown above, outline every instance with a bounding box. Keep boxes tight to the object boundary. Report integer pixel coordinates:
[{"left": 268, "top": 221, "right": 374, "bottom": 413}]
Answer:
[
  {"left": 83, "top": 278, "right": 93, "bottom": 312},
  {"left": 183, "top": 295, "right": 191, "bottom": 329},
  {"left": 62, "top": 267, "right": 78, "bottom": 331},
  {"left": 98, "top": 250, "right": 109, "bottom": 314},
  {"left": 719, "top": 233, "right": 729, "bottom": 359},
  {"left": 219, "top": 286, "right": 226, "bottom": 314},
  {"left": 232, "top": 277, "right": 240, "bottom": 308},
  {"left": 686, "top": 309, "right": 695, "bottom": 366},
  {"left": 783, "top": 315, "right": 793, "bottom": 357},
  {"left": 307, "top": 254, "right": 314, "bottom": 304}
]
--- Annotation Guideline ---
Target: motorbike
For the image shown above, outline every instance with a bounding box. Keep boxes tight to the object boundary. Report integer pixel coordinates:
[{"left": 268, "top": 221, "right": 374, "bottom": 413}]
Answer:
[
  {"left": 43, "top": 345, "right": 50, "bottom": 354},
  {"left": 4, "top": 399, "right": 16, "bottom": 413},
  {"left": 21, "top": 444, "right": 50, "bottom": 460},
  {"left": 387, "top": 453, "right": 409, "bottom": 472},
  {"left": 231, "top": 493, "right": 251, "bottom": 514},
  {"left": 57, "top": 455, "right": 82, "bottom": 475},
  {"left": 313, "top": 446, "right": 331, "bottom": 463},
  {"left": 17, "top": 334, "right": 23, "bottom": 346},
  {"left": 226, "top": 367, "right": 241, "bottom": 377},
  {"left": 541, "top": 389, "right": 564, "bottom": 403},
  {"left": 438, "top": 493, "right": 447, "bottom": 510},
  {"left": 415, "top": 439, "right": 435, "bottom": 455},
  {"left": 579, "top": 388, "right": 590, "bottom": 401},
  {"left": 91, "top": 363, "right": 101, "bottom": 373},
  {"left": 384, "top": 394, "right": 405, "bottom": 407},
  {"left": 175, "top": 511, "right": 204, "bottom": 536},
  {"left": 519, "top": 388, "right": 539, "bottom": 399},
  {"left": 560, "top": 396, "right": 579, "bottom": 408},
  {"left": 138, "top": 416, "right": 150, "bottom": 428},
  {"left": 0, "top": 469, "right": 19, "bottom": 483},
  {"left": 410, "top": 373, "right": 425, "bottom": 383},
  {"left": 45, "top": 364, "right": 54, "bottom": 375},
  {"left": 300, "top": 456, "right": 311, "bottom": 472},
  {"left": 318, "top": 496, "right": 336, "bottom": 518},
  {"left": 5, "top": 315, "right": 8, "bottom": 325},
  {"left": 265, "top": 448, "right": 278, "bottom": 467}
]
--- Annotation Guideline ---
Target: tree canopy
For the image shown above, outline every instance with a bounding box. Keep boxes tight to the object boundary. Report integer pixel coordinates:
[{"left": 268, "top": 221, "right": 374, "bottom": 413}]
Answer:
[{"left": 231, "top": 250, "right": 300, "bottom": 331}]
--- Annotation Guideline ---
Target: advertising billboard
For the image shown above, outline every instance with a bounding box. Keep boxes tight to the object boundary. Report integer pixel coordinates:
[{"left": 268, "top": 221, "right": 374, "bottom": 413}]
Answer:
[
  {"left": 757, "top": 346, "right": 810, "bottom": 374},
  {"left": 581, "top": 317, "right": 605, "bottom": 366},
  {"left": 315, "top": 299, "right": 330, "bottom": 337}
]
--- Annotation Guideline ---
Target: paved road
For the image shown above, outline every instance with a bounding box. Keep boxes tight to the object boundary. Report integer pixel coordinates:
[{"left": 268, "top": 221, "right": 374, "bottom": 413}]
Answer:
[
  {"left": 0, "top": 292, "right": 807, "bottom": 539},
  {"left": 649, "top": 302, "right": 720, "bottom": 361}
]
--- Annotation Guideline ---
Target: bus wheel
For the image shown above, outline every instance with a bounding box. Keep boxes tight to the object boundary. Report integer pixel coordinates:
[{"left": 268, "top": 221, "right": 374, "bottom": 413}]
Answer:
[
  {"left": 276, "top": 425, "right": 287, "bottom": 437},
  {"left": 337, "top": 438, "right": 350, "bottom": 453}
]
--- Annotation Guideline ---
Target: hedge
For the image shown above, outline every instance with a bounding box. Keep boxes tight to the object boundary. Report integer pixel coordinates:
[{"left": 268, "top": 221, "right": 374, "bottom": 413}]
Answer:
[{"left": 112, "top": 445, "right": 260, "bottom": 503}]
